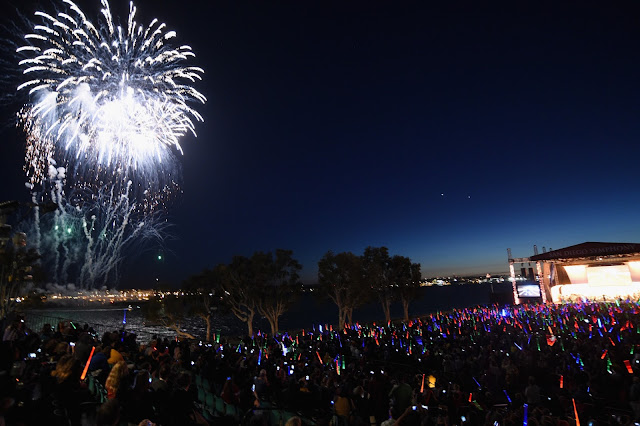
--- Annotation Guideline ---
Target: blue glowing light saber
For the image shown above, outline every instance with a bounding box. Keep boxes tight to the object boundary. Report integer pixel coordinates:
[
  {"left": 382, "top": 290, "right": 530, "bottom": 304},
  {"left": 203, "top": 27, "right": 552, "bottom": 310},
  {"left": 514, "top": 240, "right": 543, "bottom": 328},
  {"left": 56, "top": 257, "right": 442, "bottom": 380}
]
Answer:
[{"left": 473, "top": 377, "right": 481, "bottom": 389}]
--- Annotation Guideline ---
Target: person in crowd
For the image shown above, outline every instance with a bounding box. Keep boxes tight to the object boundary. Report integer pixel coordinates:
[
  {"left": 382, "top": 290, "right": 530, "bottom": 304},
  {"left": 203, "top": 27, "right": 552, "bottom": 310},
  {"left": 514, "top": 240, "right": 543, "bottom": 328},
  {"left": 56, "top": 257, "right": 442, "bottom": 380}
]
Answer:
[
  {"left": 48, "top": 354, "right": 89, "bottom": 425},
  {"left": 524, "top": 376, "right": 541, "bottom": 407},
  {"left": 89, "top": 345, "right": 111, "bottom": 372},
  {"left": 389, "top": 375, "right": 413, "bottom": 414},
  {"left": 122, "top": 369, "right": 156, "bottom": 424},
  {"left": 254, "top": 368, "right": 270, "bottom": 401},
  {"left": 107, "top": 342, "right": 125, "bottom": 365},
  {"left": 105, "top": 360, "right": 129, "bottom": 400},
  {"left": 96, "top": 399, "right": 121, "bottom": 426},
  {"left": 285, "top": 416, "right": 302, "bottom": 426},
  {"left": 333, "top": 386, "right": 355, "bottom": 425},
  {"left": 7, "top": 300, "right": 640, "bottom": 425},
  {"left": 221, "top": 375, "right": 241, "bottom": 405}
]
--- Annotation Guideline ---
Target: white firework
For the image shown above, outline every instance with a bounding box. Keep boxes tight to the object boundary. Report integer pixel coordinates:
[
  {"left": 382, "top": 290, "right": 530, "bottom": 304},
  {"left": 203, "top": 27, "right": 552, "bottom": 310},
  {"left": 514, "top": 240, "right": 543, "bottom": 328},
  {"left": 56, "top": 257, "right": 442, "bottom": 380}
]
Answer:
[{"left": 17, "top": 0, "right": 206, "bottom": 198}]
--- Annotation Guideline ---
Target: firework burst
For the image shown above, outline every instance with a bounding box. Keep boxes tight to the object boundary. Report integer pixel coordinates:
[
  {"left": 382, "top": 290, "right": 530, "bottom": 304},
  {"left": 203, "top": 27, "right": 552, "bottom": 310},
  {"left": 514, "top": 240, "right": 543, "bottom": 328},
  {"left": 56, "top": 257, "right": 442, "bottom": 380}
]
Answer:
[{"left": 17, "top": 0, "right": 206, "bottom": 203}]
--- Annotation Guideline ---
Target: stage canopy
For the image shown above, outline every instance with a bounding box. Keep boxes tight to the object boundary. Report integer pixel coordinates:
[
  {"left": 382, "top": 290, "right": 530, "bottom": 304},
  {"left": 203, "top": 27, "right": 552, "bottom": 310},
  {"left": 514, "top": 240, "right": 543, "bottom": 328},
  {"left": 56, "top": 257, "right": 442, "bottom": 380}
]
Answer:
[{"left": 530, "top": 242, "right": 640, "bottom": 303}]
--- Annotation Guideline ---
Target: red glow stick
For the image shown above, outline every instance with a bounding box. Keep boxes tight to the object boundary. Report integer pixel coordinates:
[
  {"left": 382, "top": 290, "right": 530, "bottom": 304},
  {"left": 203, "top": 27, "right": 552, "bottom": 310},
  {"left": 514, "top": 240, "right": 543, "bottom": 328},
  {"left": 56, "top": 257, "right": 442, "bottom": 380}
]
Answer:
[
  {"left": 625, "top": 359, "right": 634, "bottom": 374},
  {"left": 601, "top": 350, "right": 608, "bottom": 359},
  {"left": 560, "top": 375, "right": 563, "bottom": 389},
  {"left": 316, "top": 351, "right": 323, "bottom": 364},
  {"left": 420, "top": 374, "right": 425, "bottom": 393},
  {"left": 572, "top": 398, "right": 580, "bottom": 426},
  {"left": 81, "top": 346, "right": 95, "bottom": 381},
  {"left": 468, "top": 393, "right": 472, "bottom": 402}
]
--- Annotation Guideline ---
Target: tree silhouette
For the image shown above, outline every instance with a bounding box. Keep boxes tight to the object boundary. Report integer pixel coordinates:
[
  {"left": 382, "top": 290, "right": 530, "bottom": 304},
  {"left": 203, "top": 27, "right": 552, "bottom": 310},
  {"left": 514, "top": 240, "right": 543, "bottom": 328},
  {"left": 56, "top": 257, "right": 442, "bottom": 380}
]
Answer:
[{"left": 318, "top": 250, "right": 366, "bottom": 329}]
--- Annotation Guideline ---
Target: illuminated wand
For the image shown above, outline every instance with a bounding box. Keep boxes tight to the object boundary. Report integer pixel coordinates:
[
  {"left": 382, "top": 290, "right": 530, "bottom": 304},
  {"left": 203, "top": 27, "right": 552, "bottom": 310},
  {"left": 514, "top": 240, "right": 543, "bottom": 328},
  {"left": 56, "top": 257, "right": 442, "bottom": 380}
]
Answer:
[{"left": 81, "top": 346, "right": 95, "bottom": 381}]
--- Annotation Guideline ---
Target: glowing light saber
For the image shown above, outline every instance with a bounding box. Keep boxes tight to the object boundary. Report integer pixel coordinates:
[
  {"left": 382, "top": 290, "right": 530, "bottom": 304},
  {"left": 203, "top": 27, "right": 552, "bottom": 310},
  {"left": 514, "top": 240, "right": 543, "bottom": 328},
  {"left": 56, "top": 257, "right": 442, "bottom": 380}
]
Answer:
[
  {"left": 80, "top": 346, "right": 95, "bottom": 381},
  {"left": 473, "top": 377, "right": 481, "bottom": 389},
  {"left": 572, "top": 398, "right": 580, "bottom": 426},
  {"left": 625, "top": 359, "right": 634, "bottom": 374}
]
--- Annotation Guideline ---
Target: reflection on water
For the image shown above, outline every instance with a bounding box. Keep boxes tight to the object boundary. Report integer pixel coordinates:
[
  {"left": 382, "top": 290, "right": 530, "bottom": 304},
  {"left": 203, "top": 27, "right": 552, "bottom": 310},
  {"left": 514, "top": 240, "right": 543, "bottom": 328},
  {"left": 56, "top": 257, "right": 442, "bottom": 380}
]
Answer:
[{"left": 25, "top": 283, "right": 502, "bottom": 342}]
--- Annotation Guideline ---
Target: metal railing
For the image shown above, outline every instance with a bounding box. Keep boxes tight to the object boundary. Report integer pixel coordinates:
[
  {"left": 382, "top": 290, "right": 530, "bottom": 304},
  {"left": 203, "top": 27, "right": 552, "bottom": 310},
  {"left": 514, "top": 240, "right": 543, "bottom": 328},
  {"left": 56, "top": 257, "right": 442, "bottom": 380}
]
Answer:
[{"left": 23, "top": 312, "right": 114, "bottom": 338}]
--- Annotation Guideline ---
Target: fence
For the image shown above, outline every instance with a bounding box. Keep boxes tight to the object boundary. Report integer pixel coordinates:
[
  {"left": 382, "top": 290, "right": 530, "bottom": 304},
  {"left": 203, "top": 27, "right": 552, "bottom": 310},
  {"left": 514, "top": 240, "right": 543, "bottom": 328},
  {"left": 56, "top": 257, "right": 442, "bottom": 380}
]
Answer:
[{"left": 23, "top": 311, "right": 115, "bottom": 337}]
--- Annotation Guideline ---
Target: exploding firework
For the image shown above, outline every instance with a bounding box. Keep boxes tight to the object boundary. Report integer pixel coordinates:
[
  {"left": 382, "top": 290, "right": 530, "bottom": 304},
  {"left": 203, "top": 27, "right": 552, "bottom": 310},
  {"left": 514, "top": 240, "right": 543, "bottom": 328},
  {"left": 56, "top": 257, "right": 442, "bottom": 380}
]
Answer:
[
  {"left": 17, "top": 0, "right": 206, "bottom": 203},
  {"left": 11, "top": 0, "right": 203, "bottom": 288}
]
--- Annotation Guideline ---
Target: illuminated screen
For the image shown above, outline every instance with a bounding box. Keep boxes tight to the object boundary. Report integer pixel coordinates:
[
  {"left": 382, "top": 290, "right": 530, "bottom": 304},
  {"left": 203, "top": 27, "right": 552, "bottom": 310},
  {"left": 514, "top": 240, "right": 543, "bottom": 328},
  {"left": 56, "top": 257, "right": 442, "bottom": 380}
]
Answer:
[
  {"left": 564, "top": 265, "right": 588, "bottom": 284},
  {"left": 517, "top": 284, "right": 541, "bottom": 297},
  {"left": 586, "top": 265, "right": 632, "bottom": 287}
]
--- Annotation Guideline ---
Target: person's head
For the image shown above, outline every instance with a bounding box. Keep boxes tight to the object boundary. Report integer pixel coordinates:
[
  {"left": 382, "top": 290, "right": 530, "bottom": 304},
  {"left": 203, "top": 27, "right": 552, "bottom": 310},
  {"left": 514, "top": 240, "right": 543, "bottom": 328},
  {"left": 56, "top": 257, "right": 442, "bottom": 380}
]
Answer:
[
  {"left": 51, "top": 355, "right": 80, "bottom": 383},
  {"left": 96, "top": 399, "right": 120, "bottom": 426},
  {"left": 41, "top": 323, "right": 52, "bottom": 335},
  {"left": 353, "top": 386, "right": 364, "bottom": 398},
  {"left": 285, "top": 416, "right": 302, "bottom": 426},
  {"left": 176, "top": 371, "right": 191, "bottom": 391},
  {"left": 158, "top": 363, "right": 170, "bottom": 380},
  {"left": 105, "top": 361, "right": 128, "bottom": 394},
  {"left": 134, "top": 370, "right": 150, "bottom": 393}
]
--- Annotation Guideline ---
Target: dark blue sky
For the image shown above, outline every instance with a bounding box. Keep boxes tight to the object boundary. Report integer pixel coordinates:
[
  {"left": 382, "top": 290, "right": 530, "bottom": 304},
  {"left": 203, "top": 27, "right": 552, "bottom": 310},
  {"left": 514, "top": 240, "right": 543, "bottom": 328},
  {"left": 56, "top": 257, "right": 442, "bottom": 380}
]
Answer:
[{"left": 2, "top": 0, "right": 640, "bottom": 286}]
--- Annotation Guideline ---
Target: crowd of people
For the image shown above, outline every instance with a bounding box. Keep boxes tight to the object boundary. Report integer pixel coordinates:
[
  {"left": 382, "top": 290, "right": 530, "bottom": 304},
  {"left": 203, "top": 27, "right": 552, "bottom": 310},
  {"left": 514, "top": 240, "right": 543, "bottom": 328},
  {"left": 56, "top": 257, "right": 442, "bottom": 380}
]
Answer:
[{"left": 2, "top": 300, "right": 640, "bottom": 425}]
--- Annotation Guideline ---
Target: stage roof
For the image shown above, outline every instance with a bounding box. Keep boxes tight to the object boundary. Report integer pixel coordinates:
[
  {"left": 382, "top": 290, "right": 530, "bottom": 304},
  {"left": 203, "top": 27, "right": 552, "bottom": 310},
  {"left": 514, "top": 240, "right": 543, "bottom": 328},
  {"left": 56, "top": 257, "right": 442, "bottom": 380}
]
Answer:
[{"left": 530, "top": 242, "right": 640, "bottom": 261}]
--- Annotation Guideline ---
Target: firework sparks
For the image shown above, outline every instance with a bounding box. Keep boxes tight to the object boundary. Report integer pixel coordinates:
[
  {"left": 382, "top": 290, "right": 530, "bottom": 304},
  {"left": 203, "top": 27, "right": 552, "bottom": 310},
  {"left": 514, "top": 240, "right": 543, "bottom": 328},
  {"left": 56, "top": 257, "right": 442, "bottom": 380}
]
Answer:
[
  {"left": 17, "top": 0, "right": 206, "bottom": 199},
  {"left": 29, "top": 167, "right": 168, "bottom": 288}
]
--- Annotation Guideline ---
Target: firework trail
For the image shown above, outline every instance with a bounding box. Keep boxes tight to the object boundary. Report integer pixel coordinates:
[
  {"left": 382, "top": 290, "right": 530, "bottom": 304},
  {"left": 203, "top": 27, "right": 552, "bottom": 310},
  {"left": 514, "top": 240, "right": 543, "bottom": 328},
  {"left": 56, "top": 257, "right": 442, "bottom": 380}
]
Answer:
[
  {"left": 17, "top": 0, "right": 206, "bottom": 204},
  {"left": 29, "top": 166, "right": 168, "bottom": 288}
]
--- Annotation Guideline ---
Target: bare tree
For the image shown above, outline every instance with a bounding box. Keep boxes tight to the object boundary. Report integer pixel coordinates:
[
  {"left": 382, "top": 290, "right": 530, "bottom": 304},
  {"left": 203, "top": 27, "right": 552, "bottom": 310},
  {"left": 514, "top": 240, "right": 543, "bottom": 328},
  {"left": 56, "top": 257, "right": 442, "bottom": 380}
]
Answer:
[
  {"left": 181, "top": 270, "right": 225, "bottom": 342},
  {"left": 390, "top": 255, "right": 422, "bottom": 321},
  {"left": 141, "top": 295, "right": 196, "bottom": 340},
  {"left": 362, "top": 246, "right": 394, "bottom": 324},
  {"left": 217, "top": 257, "right": 259, "bottom": 338},
  {"left": 255, "top": 249, "right": 301, "bottom": 335},
  {"left": 318, "top": 250, "right": 364, "bottom": 329}
]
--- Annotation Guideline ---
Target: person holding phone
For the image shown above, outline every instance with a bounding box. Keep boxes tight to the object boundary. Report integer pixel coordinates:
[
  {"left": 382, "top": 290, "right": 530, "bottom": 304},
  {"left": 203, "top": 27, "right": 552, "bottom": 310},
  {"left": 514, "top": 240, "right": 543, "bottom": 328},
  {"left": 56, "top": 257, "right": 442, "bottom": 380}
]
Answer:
[
  {"left": 221, "top": 376, "right": 240, "bottom": 405},
  {"left": 254, "top": 369, "right": 270, "bottom": 401}
]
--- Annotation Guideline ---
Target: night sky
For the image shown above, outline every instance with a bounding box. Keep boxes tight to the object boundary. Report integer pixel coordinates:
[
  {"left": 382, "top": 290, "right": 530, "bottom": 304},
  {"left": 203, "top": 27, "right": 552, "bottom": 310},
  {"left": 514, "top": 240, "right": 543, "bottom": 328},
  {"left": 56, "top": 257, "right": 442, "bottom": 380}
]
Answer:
[{"left": 2, "top": 0, "right": 640, "bottom": 287}]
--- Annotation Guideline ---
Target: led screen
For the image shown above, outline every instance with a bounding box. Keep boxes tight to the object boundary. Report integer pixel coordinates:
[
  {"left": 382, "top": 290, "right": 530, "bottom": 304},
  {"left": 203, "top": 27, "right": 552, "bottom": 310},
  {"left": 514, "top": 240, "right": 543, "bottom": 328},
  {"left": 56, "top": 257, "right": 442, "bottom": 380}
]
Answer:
[{"left": 517, "top": 284, "right": 541, "bottom": 297}]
